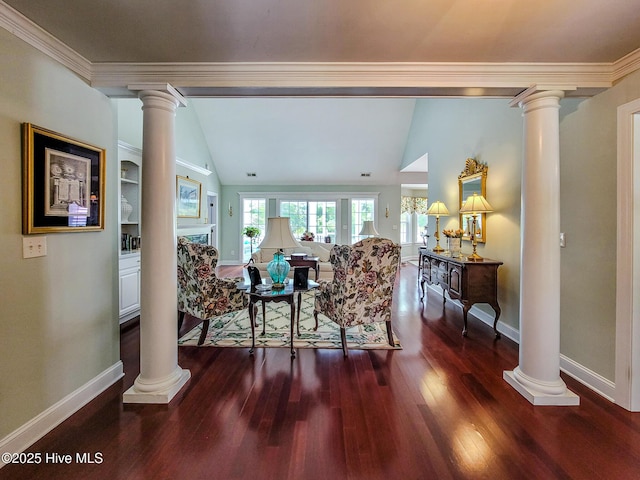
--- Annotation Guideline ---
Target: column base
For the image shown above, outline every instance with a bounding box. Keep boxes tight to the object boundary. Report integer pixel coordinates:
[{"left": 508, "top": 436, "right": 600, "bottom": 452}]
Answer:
[
  {"left": 123, "top": 368, "right": 191, "bottom": 404},
  {"left": 503, "top": 370, "right": 579, "bottom": 406}
]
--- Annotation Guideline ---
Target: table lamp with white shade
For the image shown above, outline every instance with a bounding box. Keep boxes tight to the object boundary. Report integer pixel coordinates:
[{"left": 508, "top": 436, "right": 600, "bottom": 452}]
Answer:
[
  {"left": 359, "top": 220, "right": 379, "bottom": 237},
  {"left": 427, "top": 201, "right": 449, "bottom": 253},
  {"left": 459, "top": 192, "right": 493, "bottom": 261},
  {"left": 258, "top": 217, "right": 300, "bottom": 289}
]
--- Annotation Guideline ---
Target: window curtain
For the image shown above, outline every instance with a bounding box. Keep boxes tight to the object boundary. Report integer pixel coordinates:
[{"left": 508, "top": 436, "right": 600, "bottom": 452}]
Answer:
[{"left": 401, "top": 196, "right": 428, "bottom": 215}]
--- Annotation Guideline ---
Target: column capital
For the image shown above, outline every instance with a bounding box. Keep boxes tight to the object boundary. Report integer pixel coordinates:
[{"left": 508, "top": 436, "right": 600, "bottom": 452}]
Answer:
[
  {"left": 509, "top": 85, "right": 574, "bottom": 108},
  {"left": 128, "top": 83, "right": 187, "bottom": 107}
]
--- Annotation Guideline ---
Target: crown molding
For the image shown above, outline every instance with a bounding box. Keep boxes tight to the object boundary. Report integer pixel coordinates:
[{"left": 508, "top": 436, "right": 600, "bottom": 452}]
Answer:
[
  {"left": 612, "top": 48, "right": 640, "bottom": 83},
  {"left": 2, "top": 0, "right": 640, "bottom": 98},
  {"left": 176, "top": 157, "right": 212, "bottom": 176},
  {"left": 90, "top": 61, "right": 613, "bottom": 97},
  {"left": 117, "top": 140, "right": 142, "bottom": 156},
  {"left": 118, "top": 140, "right": 211, "bottom": 176},
  {"left": 0, "top": 1, "right": 91, "bottom": 82}
]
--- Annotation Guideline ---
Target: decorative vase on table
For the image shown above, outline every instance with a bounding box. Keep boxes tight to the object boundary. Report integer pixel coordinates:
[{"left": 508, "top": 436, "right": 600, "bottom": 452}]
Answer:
[
  {"left": 450, "top": 237, "right": 462, "bottom": 258},
  {"left": 121, "top": 195, "right": 133, "bottom": 222},
  {"left": 266, "top": 250, "right": 290, "bottom": 289}
]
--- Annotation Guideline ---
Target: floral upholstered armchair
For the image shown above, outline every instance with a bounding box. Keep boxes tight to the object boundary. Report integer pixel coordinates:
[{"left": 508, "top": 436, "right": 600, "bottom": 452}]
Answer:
[
  {"left": 314, "top": 237, "right": 401, "bottom": 356},
  {"left": 177, "top": 237, "right": 248, "bottom": 345}
]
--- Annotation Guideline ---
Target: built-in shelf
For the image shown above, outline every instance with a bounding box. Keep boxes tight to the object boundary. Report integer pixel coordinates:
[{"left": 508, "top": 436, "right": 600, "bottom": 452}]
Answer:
[{"left": 119, "top": 141, "right": 142, "bottom": 322}]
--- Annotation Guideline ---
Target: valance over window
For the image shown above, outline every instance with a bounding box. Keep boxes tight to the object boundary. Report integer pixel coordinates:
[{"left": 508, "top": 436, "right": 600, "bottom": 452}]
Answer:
[{"left": 401, "top": 196, "right": 428, "bottom": 215}]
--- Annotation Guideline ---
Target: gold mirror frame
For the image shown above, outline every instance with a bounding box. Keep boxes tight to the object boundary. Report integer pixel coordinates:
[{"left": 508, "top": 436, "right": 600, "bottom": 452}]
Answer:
[{"left": 458, "top": 158, "right": 488, "bottom": 243}]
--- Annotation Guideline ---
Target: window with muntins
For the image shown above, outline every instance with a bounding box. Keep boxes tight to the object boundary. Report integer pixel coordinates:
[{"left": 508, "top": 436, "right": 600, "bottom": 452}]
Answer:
[
  {"left": 351, "top": 198, "right": 375, "bottom": 243},
  {"left": 280, "top": 200, "right": 337, "bottom": 242},
  {"left": 242, "top": 198, "right": 266, "bottom": 262}
]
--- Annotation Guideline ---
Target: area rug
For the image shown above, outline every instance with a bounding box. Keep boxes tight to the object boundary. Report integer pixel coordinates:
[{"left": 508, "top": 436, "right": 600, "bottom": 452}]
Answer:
[{"left": 178, "top": 291, "right": 402, "bottom": 351}]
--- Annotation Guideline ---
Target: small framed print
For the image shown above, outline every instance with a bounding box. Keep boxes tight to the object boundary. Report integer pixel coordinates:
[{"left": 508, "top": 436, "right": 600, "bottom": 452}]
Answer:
[
  {"left": 176, "top": 175, "right": 201, "bottom": 218},
  {"left": 22, "top": 123, "right": 105, "bottom": 234}
]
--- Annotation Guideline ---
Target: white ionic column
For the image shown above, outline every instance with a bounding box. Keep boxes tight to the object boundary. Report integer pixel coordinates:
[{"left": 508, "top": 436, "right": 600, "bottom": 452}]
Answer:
[
  {"left": 123, "top": 88, "right": 191, "bottom": 403},
  {"left": 504, "top": 89, "right": 579, "bottom": 406}
]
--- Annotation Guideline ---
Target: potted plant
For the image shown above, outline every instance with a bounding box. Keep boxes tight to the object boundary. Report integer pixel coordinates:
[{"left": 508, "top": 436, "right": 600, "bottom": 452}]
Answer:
[{"left": 242, "top": 226, "right": 261, "bottom": 256}]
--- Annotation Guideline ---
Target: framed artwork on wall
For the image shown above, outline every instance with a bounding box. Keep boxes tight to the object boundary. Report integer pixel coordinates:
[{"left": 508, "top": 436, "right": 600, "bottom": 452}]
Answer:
[
  {"left": 22, "top": 123, "right": 106, "bottom": 234},
  {"left": 176, "top": 175, "right": 201, "bottom": 218}
]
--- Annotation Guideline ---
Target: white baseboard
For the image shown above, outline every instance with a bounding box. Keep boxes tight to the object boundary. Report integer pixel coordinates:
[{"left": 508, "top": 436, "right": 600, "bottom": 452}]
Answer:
[
  {"left": 423, "top": 284, "right": 615, "bottom": 402},
  {"left": 425, "top": 284, "right": 520, "bottom": 342},
  {"left": 218, "top": 260, "right": 240, "bottom": 266},
  {"left": 0, "top": 361, "right": 124, "bottom": 468},
  {"left": 560, "top": 355, "right": 615, "bottom": 402}
]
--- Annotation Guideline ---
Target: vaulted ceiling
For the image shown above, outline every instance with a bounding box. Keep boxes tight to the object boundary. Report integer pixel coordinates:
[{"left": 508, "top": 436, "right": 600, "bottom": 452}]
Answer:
[{"left": 3, "top": 0, "right": 640, "bottom": 185}]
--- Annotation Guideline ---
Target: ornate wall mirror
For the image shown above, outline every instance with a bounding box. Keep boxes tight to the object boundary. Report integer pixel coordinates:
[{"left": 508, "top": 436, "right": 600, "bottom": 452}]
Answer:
[{"left": 458, "top": 158, "right": 488, "bottom": 243}]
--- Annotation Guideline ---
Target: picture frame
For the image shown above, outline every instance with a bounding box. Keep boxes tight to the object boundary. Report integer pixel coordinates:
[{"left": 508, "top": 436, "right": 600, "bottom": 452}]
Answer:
[
  {"left": 22, "top": 123, "right": 106, "bottom": 234},
  {"left": 176, "top": 175, "right": 201, "bottom": 218}
]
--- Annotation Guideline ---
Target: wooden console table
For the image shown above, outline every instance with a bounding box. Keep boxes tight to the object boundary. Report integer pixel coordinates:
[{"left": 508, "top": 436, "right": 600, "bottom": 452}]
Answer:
[
  {"left": 285, "top": 256, "right": 320, "bottom": 281},
  {"left": 419, "top": 247, "right": 503, "bottom": 338}
]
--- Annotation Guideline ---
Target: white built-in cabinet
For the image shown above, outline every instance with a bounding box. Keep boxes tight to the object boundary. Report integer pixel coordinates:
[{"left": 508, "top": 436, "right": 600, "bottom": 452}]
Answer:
[{"left": 118, "top": 142, "right": 142, "bottom": 323}]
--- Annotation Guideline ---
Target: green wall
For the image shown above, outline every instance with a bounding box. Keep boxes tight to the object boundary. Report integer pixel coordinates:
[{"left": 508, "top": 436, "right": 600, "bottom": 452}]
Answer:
[
  {"left": 403, "top": 98, "right": 524, "bottom": 333},
  {"left": 0, "top": 28, "right": 118, "bottom": 437},
  {"left": 0, "top": 31, "right": 221, "bottom": 442},
  {"left": 560, "top": 69, "right": 640, "bottom": 380},
  {"left": 402, "top": 86, "right": 640, "bottom": 383}
]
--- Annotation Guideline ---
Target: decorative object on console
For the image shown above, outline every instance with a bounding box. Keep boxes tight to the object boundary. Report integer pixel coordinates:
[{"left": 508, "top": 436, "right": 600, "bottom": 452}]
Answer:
[
  {"left": 442, "top": 228, "right": 463, "bottom": 257},
  {"left": 259, "top": 217, "right": 299, "bottom": 289},
  {"left": 459, "top": 192, "right": 493, "bottom": 261},
  {"left": 121, "top": 195, "right": 133, "bottom": 222},
  {"left": 427, "top": 201, "right": 450, "bottom": 253},
  {"left": 358, "top": 220, "right": 379, "bottom": 237}
]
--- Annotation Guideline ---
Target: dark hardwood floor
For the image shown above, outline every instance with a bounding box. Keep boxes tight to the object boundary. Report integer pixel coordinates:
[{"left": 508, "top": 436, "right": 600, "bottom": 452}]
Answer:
[{"left": 3, "top": 263, "right": 640, "bottom": 479}]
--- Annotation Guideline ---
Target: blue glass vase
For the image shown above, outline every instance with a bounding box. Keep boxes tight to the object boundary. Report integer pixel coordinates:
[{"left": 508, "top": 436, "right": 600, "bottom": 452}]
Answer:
[{"left": 266, "top": 250, "right": 290, "bottom": 289}]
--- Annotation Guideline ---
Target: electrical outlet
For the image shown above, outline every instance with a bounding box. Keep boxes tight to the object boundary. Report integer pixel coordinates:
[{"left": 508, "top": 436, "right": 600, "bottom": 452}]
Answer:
[
  {"left": 230, "top": 250, "right": 235, "bottom": 256},
  {"left": 23, "top": 236, "right": 47, "bottom": 258}
]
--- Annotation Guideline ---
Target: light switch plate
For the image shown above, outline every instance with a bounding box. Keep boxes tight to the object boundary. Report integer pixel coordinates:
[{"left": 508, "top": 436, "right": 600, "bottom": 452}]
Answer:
[
  {"left": 560, "top": 232, "right": 566, "bottom": 248},
  {"left": 23, "top": 236, "right": 47, "bottom": 258}
]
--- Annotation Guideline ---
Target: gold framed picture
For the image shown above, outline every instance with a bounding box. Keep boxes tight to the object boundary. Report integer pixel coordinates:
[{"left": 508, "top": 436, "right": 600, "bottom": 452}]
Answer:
[
  {"left": 176, "top": 175, "right": 201, "bottom": 218},
  {"left": 22, "top": 123, "right": 106, "bottom": 234}
]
